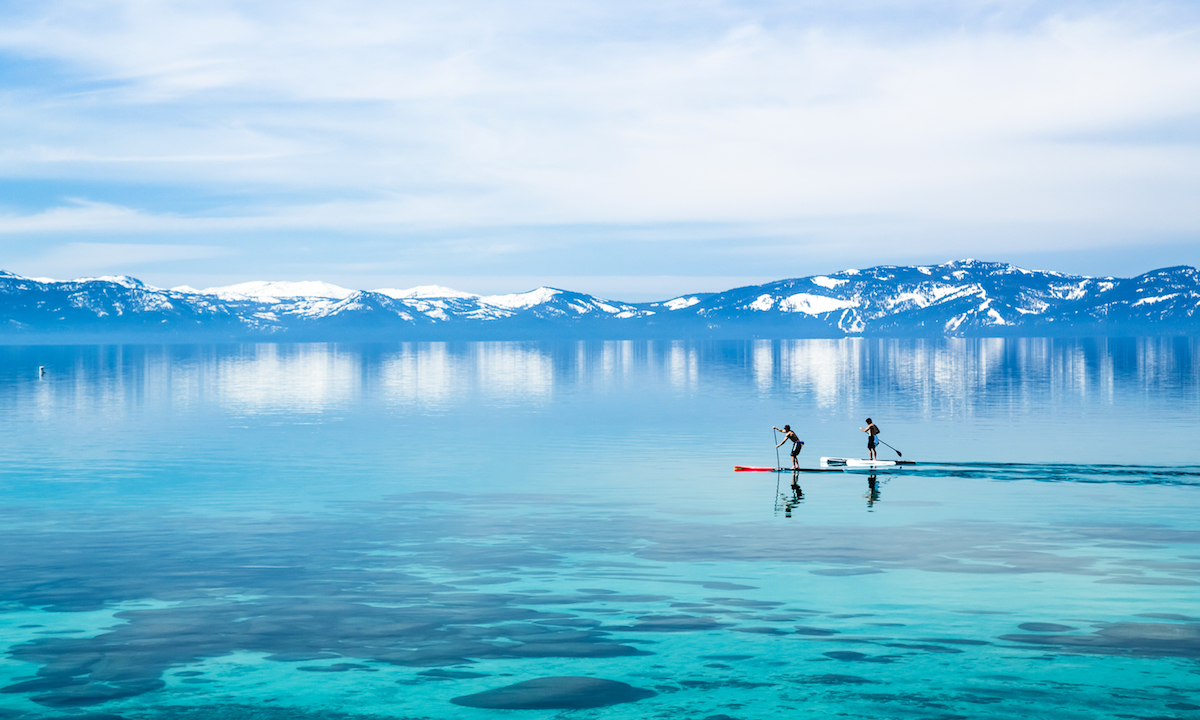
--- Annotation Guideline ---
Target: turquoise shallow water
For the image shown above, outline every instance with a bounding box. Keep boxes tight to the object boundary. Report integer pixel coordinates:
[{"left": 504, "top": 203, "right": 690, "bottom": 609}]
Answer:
[{"left": 0, "top": 338, "right": 1197, "bottom": 719}]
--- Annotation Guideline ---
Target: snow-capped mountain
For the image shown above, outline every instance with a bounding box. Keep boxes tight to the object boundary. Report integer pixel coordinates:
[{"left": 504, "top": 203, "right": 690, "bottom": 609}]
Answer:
[
  {"left": 1, "top": 260, "right": 1196, "bottom": 343},
  {"left": 663, "top": 261, "right": 1200, "bottom": 338}
]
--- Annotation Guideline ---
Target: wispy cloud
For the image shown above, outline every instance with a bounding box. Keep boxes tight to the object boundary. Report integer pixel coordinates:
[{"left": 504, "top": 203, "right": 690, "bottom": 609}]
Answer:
[
  {"left": 0, "top": 1, "right": 1197, "bottom": 286},
  {"left": 15, "top": 241, "right": 232, "bottom": 282}
]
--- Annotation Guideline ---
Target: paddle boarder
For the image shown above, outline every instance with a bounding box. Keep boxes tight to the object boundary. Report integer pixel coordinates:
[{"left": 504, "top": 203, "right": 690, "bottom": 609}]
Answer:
[
  {"left": 773, "top": 425, "right": 803, "bottom": 469},
  {"left": 859, "top": 418, "right": 880, "bottom": 460}
]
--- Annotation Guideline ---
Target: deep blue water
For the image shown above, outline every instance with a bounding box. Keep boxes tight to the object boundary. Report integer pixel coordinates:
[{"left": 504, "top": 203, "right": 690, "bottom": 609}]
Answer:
[{"left": 0, "top": 338, "right": 1197, "bottom": 719}]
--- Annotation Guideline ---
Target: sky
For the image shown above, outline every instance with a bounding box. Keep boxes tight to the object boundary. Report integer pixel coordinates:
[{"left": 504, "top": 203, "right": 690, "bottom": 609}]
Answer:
[{"left": 0, "top": 0, "right": 1199, "bottom": 300}]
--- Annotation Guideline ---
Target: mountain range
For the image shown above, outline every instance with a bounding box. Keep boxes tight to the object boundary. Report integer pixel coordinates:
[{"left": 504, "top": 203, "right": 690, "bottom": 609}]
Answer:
[{"left": 1, "top": 260, "right": 1197, "bottom": 343}]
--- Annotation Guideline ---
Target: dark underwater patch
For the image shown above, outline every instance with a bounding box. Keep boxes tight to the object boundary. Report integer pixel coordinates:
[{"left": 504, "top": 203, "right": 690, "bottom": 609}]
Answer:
[
  {"left": 794, "top": 626, "right": 839, "bottom": 636},
  {"left": 822, "top": 651, "right": 894, "bottom": 663},
  {"left": 721, "top": 612, "right": 801, "bottom": 623},
  {"left": 532, "top": 617, "right": 601, "bottom": 628},
  {"left": 452, "top": 577, "right": 518, "bottom": 585},
  {"left": 883, "top": 643, "right": 964, "bottom": 654},
  {"left": 1018, "top": 623, "right": 1077, "bottom": 632},
  {"left": 123, "top": 705, "right": 427, "bottom": 720},
  {"left": 506, "top": 641, "right": 650, "bottom": 658},
  {"left": 31, "top": 679, "right": 165, "bottom": 707},
  {"left": 676, "top": 679, "right": 774, "bottom": 690},
  {"left": 1096, "top": 577, "right": 1198, "bottom": 586},
  {"left": 703, "top": 597, "right": 783, "bottom": 609},
  {"left": 616, "top": 615, "right": 731, "bottom": 632},
  {"left": 450, "top": 676, "right": 656, "bottom": 709},
  {"left": 2, "top": 676, "right": 86, "bottom": 694},
  {"left": 417, "top": 669, "right": 488, "bottom": 679},
  {"left": 263, "top": 652, "right": 341, "bottom": 662},
  {"left": 4, "top": 597, "right": 648, "bottom": 704},
  {"left": 798, "top": 673, "right": 876, "bottom": 685},
  {"left": 1000, "top": 621, "right": 1200, "bottom": 658}
]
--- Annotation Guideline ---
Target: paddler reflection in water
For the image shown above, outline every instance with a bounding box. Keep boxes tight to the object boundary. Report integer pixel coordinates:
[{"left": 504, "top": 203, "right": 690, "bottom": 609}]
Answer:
[
  {"left": 773, "top": 424, "right": 803, "bottom": 469},
  {"left": 777, "top": 471, "right": 803, "bottom": 517},
  {"left": 865, "top": 474, "right": 881, "bottom": 508}
]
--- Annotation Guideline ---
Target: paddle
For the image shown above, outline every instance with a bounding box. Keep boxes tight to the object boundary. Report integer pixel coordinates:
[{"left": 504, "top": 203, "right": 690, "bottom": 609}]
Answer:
[
  {"left": 877, "top": 438, "right": 903, "bottom": 458},
  {"left": 773, "top": 428, "right": 781, "bottom": 469}
]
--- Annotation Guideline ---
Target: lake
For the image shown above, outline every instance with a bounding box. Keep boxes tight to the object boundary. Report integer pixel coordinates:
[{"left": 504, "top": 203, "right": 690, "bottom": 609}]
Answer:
[{"left": 0, "top": 338, "right": 1197, "bottom": 719}]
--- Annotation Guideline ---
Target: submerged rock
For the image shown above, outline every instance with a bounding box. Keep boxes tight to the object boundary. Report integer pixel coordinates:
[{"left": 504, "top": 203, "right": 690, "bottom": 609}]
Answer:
[
  {"left": 450, "top": 676, "right": 656, "bottom": 709},
  {"left": 1017, "top": 623, "right": 1077, "bottom": 632}
]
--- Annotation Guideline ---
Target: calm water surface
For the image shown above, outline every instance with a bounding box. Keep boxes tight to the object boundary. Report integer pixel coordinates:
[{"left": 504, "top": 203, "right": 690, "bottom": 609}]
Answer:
[{"left": 0, "top": 339, "right": 1197, "bottom": 719}]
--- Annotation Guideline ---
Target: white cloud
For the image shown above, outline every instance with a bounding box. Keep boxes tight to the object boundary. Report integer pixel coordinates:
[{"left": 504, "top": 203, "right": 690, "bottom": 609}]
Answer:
[
  {"left": 13, "top": 241, "right": 232, "bottom": 282},
  {"left": 0, "top": 1, "right": 1197, "bottom": 282}
]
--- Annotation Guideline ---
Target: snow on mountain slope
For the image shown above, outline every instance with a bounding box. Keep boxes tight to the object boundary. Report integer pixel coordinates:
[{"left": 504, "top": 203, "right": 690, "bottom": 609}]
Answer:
[
  {"left": 374, "top": 285, "right": 479, "bottom": 300},
  {"left": 657, "top": 296, "right": 703, "bottom": 311},
  {"left": 201, "top": 281, "right": 357, "bottom": 301},
  {"left": 73, "top": 275, "right": 151, "bottom": 290},
  {"left": 811, "top": 276, "right": 848, "bottom": 289},
  {"left": 481, "top": 287, "right": 563, "bottom": 310},
  {"left": 780, "top": 293, "right": 859, "bottom": 315}
]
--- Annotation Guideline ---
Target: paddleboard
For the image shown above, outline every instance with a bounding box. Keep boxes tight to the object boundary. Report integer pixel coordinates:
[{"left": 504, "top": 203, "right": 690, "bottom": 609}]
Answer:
[
  {"left": 820, "top": 457, "right": 916, "bottom": 469},
  {"left": 735, "top": 466, "right": 843, "bottom": 473}
]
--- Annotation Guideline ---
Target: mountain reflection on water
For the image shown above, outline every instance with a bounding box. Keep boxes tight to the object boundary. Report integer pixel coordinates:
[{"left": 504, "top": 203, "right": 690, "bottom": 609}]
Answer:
[
  {"left": 3, "top": 336, "right": 1195, "bottom": 411},
  {"left": 0, "top": 338, "right": 1196, "bottom": 719}
]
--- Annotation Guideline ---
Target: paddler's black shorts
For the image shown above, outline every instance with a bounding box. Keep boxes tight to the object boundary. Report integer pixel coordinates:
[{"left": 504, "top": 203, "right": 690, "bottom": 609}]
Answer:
[
  {"left": 791, "top": 442, "right": 803, "bottom": 457},
  {"left": 867, "top": 435, "right": 877, "bottom": 449}
]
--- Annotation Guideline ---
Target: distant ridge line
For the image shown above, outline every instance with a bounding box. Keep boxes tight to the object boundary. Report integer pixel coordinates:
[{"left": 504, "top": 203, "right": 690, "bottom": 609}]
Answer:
[{"left": 0, "top": 260, "right": 1197, "bottom": 343}]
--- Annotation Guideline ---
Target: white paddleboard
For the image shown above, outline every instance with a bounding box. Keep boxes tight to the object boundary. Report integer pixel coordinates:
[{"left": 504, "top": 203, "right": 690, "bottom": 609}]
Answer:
[{"left": 821, "top": 457, "right": 900, "bottom": 468}]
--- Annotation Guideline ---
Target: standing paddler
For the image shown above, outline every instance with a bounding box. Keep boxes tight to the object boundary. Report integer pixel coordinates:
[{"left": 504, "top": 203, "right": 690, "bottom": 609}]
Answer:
[
  {"left": 859, "top": 418, "right": 880, "bottom": 460},
  {"left": 773, "top": 424, "right": 803, "bottom": 469}
]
